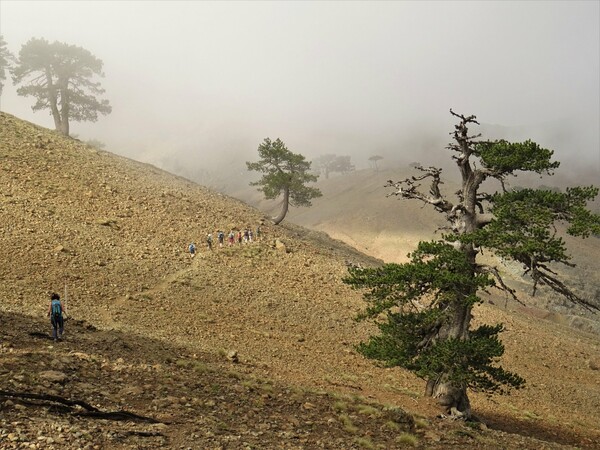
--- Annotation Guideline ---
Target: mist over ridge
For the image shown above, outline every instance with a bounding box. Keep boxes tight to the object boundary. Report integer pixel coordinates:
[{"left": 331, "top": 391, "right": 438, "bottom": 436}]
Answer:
[{"left": 1, "top": 1, "right": 598, "bottom": 189}]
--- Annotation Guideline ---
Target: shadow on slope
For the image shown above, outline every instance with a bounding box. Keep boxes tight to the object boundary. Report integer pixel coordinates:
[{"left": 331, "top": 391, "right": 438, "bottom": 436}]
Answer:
[
  {"left": 2, "top": 310, "right": 592, "bottom": 450},
  {"left": 2, "top": 311, "right": 421, "bottom": 449}
]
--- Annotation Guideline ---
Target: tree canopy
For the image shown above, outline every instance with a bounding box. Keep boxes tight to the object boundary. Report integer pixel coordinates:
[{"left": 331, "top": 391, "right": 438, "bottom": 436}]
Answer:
[
  {"left": 0, "top": 35, "right": 14, "bottom": 95},
  {"left": 368, "top": 155, "right": 383, "bottom": 171},
  {"left": 246, "top": 138, "right": 322, "bottom": 225},
  {"left": 312, "top": 154, "right": 355, "bottom": 179},
  {"left": 11, "top": 38, "right": 111, "bottom": 136},
  {"left": 344, "top": 110, "right": 600, "bottom": 419}
]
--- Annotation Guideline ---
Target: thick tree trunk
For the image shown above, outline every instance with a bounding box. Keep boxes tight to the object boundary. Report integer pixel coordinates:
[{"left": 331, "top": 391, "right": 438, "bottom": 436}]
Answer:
[
  {"left": 272, "top": 187, "right": 290, "bottom": 225},
  {"left": 425, "top": 295, "right": 473, "bottom": 419},
  {"left": 426, "top": 377, "right": 472, "bottom": 419}
]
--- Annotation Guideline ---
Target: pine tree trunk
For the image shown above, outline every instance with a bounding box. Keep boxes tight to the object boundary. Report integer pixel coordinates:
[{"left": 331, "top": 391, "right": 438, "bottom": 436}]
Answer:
[
  {"left": 58, "top": 78, "right": 70, "bottom": 136},
  {"left": 272, "top": 186, "right": 290, "bottom": 225},
  {"left": 425, "top": 298, "right": 473, "bottom": 419},
  {"left": 426, "top": 377, "right": 472, "bottom": 419},
  {"left": 424, "top": 206, "right": 478, "bottom": 419},
  {"left": 45, "top": 70, "right": 62, "bottom": 133}
]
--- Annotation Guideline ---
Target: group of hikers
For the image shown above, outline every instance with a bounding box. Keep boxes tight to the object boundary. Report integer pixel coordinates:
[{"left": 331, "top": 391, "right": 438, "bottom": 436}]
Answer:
[
  {"left": 188, "top": 225, "right": 262, "bottom": 258},
  {"left": 46, "top": 225, "right": 264, "bottom": 340}
]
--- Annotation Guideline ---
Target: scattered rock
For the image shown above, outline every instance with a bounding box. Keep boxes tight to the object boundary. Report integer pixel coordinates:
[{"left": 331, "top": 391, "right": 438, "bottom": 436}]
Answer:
[
  {"left": 274, "top": 239, "right": 287, "bottom": 253},
  {"left": 38, "top": 370, "right": 68, "bottom": 384},
  {"left": 226, "top": 350, "right": 239, "bottom": 363},
  {"left": 384, "top": 406, "right": 415, "bottom": 430}
]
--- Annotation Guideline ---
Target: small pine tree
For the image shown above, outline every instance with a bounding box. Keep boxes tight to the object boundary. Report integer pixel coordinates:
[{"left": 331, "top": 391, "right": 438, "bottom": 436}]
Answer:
[{"left": 247, "top": 138, "right": 322, "bottom": 225}]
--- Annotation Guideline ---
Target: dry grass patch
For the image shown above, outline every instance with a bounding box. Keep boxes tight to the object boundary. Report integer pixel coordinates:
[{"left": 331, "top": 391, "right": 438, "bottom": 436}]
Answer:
[
  {"left": 338, "top": 413, "right": 359, "bottom": 434},
  {"left": 522, "top": 410, "right": 540, "bottom": 420},
  {"left": 333, "top": 400, "right": 348, "bottom": 412},
  {"left": 383, "top": 383, "right": 421, "bottom": 398},
  {"left": 395, "top": 432, "right": 418, "bottom": 446},
  {"left": 355, "top": 403, "right": 381, "bottom": 418},
  {"left": 413, "top": 417, "right": 429, "bottom": 429},
  {"left": 354, "top": 436, "right": 376, "bottom": 449},
  {"left": 382, "top": 420, "right": 401, "bottom": 431}
]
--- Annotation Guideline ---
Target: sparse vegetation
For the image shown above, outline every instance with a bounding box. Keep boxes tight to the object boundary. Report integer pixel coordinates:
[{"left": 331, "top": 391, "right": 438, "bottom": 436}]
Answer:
[
  {"left": 338, "top": 413, "right": 359, "bottom": 433},
  {"left": 355, "top": 436, "right": 376, "bottom": 449},
  {"left": 368, "top": 154, "right": 384, "bottom": 171},
  {"left": 333, "top": 400, "right": 348, "bottom": 412},
  {"left": 414, "top": 417, "right": 430, "bottom": 429},
  {"left": 382, "top": 420, "right": 401, "bottom": 431},
  {"left": 395, "top": 432, "right": 419, "bottom": 446},
  {"left": 355, "top": 403, "right": 381, "bottom": 418}
]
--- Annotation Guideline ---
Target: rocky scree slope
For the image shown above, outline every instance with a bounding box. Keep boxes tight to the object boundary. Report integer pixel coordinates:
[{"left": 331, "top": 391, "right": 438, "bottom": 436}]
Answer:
[{"left": 1, "top": 112, "right": 599, "bottom": 449}]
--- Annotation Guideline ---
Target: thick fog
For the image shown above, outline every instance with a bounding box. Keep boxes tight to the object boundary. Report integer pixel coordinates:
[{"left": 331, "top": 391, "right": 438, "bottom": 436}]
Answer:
[{"left": 1, "top": 1, "right": 598, "bottom": 186}]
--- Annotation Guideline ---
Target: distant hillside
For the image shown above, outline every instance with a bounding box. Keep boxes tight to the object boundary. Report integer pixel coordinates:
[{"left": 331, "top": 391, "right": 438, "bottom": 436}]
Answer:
[
  {"left": 232, "top": 166, "right": 600, "bottom": 326},
  {"left": 232, "top": 167, "right": 448, "bottom": 263},
  {"left": 1, "top": 112, "right": 600, "bottom": 449}
]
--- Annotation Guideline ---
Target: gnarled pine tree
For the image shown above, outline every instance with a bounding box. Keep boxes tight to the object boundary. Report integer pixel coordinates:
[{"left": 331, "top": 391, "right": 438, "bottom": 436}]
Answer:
[{"left": 344, "top": 110, "right": 600, "bottom": 419}]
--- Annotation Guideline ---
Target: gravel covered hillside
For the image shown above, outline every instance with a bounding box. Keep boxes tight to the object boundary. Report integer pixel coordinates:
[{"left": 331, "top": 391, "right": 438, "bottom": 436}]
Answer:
[{"left": 1, "top": 112, "right": 599, "bottom": 449}]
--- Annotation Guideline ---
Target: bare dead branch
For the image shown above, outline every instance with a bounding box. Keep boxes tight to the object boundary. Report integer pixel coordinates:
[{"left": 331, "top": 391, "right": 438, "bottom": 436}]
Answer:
[
  {"left": 121, "top": 430, "right": 167, "bottom": 438},
  {"left": 476, "top": 265, "right": 524, "bottom": 305},
  {"left": 78, "top": 410, "right": 162, "bottom": 423},
  {"left": 0, "top": 390, "right": 100, "bottom": 411},
  {"left": 529, "top": 265, "right": 598, "bottom": 311},
  {"left": 0, "top": 390, "right": 164, "bottom": 424},
  {"left": 386, "top": 166, "right": 454, "bottom": 214},
  {"left": 449, "top": 109, "right": 480, "bottom": 125}
]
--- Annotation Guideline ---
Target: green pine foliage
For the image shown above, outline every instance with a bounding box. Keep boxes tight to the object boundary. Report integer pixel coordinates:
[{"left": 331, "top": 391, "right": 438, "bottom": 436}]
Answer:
[
  {"left": 475, "top": 139, "right": 560, "bottom": 175},
  {"left": 345, "top": 241, "right": 524, "bottom": 394},
  {"left": 344, "top": 111, "right": 599, "bottom": 408}
]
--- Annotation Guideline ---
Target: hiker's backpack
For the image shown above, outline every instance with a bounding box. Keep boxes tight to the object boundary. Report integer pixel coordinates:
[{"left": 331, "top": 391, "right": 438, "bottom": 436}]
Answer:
[{"left": 51, "top": 299, "right": 62, "bottom": 319}]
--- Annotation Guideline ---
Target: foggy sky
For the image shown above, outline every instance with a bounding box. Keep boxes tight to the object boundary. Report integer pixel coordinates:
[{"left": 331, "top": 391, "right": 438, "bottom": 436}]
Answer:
[{"left": 1, "top": 1, "right": 598, "bottom": 179}]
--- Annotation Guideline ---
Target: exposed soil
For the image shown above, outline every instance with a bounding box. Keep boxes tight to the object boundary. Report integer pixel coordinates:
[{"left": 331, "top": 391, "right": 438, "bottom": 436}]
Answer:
[{"left": 1, "top": 112, "right": 599, "bottom": 449}]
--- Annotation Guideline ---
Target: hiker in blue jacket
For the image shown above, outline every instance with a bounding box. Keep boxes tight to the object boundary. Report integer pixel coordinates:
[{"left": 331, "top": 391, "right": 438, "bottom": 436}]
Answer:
[{"left": 47, "top": 292, "right": 66, "bottom": 341}]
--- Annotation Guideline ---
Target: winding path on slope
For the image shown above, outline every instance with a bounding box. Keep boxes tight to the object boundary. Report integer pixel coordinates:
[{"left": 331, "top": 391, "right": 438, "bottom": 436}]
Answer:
[{"left": 96, "top": 254, "right": 204, "bottom": 327}]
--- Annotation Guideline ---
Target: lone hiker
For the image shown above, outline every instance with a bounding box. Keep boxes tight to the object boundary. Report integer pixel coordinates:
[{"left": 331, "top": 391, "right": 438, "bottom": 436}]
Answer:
[
  {"left": 189, "top": 242, "right": 196, "bottom": 258},
  {"left": 47, "top": 292, "right": 66, "bottom": 341},
  {"left": 207, "top": 233, "right": 213, "bottom": 251}
]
